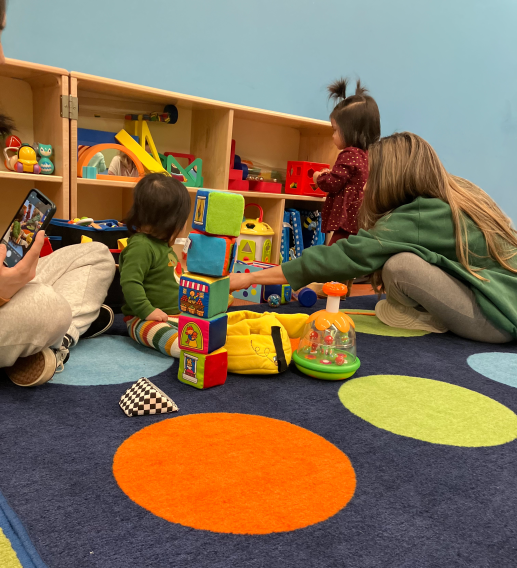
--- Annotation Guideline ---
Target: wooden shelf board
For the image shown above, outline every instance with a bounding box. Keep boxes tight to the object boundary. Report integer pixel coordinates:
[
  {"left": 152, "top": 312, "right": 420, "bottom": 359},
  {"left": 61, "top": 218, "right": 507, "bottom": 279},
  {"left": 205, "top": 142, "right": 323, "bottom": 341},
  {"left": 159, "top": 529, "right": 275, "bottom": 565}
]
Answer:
[
  {"left": 77, "top": 178, "right": 136, "bottom": 189},
  {"left": 2, "top": 58, "right": 67, "bottom": 79},
  {"left": 76, "top": 178, "right": 325, "bottom": 202},
  {"left": 71, "top": 71, "right": 332, "bottom": 132},
  {"left": 0, "top": 171, "right": 63, "bottom": 183}
]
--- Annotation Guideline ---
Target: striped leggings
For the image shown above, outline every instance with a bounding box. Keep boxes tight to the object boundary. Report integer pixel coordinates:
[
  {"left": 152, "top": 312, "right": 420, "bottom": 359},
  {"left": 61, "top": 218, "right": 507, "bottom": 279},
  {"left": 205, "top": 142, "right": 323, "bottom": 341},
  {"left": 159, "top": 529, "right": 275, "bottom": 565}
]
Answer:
[{"left": 124, "top": 315, "right": 181, "bottom": 358}]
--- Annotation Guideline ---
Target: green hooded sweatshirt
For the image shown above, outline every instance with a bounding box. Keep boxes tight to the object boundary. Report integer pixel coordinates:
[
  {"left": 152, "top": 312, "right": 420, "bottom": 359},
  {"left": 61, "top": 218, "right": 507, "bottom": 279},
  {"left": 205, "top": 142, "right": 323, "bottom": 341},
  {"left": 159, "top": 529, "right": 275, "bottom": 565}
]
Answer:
[{"left": 282, "top": 197, "right": 517, "bottom": 339}]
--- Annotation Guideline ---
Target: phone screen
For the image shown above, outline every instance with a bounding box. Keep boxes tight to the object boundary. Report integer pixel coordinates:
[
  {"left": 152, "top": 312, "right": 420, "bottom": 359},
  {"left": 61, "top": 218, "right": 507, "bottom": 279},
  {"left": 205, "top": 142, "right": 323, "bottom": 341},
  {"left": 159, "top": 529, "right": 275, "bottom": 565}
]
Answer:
[{"left": 1, "top": 190, "right": 54, "bottom": 268}]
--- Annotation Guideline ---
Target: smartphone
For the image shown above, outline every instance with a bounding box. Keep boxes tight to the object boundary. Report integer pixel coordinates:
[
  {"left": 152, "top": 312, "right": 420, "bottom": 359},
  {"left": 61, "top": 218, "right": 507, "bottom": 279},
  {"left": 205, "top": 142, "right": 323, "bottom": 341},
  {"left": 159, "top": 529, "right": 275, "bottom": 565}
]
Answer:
[{"left": 1, "top": 189, "right": 56, "bottom": 268}]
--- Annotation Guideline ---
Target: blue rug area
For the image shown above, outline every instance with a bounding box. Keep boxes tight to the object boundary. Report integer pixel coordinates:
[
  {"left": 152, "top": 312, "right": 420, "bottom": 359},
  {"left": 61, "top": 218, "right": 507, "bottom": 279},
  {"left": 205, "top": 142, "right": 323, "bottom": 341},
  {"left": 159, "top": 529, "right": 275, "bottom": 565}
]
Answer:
[{"left": 0, "top": 297, "right": 516, "bottom": 567}]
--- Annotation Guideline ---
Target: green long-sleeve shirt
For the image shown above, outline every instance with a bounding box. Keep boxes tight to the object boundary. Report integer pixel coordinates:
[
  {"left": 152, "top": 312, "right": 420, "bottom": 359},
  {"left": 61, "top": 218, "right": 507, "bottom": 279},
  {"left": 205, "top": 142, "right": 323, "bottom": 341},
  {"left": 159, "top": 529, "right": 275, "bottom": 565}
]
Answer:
[
  {"left": 120, "top": 233, "right": 180, "bottom": 320},
  {"left": 282, "top": 197, "right": 517, "bottom": 338}
]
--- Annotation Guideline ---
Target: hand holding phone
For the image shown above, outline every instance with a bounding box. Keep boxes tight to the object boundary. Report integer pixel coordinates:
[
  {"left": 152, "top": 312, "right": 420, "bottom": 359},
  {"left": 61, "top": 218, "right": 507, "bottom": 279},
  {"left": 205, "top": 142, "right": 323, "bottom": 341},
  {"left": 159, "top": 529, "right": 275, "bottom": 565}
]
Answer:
[
  {"left": 1, "top": 189, "right": 56, "bottom": 269},
  {"left": 0, "top": 230, "right": 45, "bottom": 300}
]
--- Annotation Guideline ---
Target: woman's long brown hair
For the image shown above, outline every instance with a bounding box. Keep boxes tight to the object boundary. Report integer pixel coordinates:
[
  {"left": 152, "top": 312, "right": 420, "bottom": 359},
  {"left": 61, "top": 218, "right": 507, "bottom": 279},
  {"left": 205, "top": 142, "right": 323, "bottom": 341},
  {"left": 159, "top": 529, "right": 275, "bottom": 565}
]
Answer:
[{"left": 361, "top": 132, "right": 517, "bottom": 286}]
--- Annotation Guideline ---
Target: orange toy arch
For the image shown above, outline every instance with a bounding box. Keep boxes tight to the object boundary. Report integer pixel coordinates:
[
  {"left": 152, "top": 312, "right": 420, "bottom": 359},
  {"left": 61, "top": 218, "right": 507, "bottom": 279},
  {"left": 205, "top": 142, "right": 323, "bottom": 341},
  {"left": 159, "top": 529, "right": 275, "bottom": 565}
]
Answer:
[{"left": 77, "top": 143, "right": 145, "bottom": 181}]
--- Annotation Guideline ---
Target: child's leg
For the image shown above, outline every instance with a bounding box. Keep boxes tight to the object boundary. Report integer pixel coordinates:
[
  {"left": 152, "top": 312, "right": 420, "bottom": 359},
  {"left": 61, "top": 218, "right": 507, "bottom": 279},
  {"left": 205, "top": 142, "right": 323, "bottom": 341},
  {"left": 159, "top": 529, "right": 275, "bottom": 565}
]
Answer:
[
  {"left": 378, "top": 253, "right": 513, "bottom": 343},
  {"left": 34, "top": 242, "right": 116, "bottom": 345},
  {"left": 125, "top": 316, "right": 180, "bottom": 357}
]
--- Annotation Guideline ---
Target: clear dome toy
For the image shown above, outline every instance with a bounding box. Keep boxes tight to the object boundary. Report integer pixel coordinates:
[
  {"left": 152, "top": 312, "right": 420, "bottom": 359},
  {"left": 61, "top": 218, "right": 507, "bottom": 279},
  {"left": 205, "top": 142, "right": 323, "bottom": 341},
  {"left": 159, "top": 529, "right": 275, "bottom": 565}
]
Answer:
[{"left": 292, "top": 282, "right": 360, "bottom": 380}]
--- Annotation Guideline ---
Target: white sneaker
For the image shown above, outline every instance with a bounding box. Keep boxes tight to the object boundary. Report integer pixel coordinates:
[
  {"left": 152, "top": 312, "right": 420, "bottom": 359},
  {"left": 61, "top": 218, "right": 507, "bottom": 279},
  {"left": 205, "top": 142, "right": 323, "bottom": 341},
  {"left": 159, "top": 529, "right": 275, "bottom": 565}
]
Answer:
[
  {"left": 375, "top": 299, "right": 448, "bottom": 333},
  {"left": 5, "top": 338, "right": 71, "bottom": 387}
]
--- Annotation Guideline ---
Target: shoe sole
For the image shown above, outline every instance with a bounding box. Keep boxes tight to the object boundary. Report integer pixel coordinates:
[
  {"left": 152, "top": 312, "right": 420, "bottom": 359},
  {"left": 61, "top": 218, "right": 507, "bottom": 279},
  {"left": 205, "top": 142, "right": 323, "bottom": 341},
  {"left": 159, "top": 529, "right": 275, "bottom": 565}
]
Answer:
[
  {"left": 375, "top": 300, "right": 448, "bottom": 333},
  {"left": 6, "top": 350, "right": 56, "bottom": 387}
]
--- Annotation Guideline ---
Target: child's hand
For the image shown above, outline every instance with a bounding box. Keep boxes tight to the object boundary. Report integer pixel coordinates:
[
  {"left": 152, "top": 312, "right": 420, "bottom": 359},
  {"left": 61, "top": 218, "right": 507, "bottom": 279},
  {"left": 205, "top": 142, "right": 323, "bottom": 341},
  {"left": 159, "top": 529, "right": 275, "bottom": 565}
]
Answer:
[
  {"left": 146, "top": 308, "right": 169, "bottom": 322},
  {"left": 229, "top": 271, "right": 252, "bottom": 293},
  {"left": 313, "top": 171, "right": 322, "bottom": 184}
]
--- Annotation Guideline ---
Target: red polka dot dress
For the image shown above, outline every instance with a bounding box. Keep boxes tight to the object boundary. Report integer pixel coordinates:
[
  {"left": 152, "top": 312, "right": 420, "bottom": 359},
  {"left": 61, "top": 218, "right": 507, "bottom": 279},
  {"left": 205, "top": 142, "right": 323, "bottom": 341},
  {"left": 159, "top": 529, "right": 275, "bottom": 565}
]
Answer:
[{"left": 318, "top": 147, "right": 368, "bottom": 242}]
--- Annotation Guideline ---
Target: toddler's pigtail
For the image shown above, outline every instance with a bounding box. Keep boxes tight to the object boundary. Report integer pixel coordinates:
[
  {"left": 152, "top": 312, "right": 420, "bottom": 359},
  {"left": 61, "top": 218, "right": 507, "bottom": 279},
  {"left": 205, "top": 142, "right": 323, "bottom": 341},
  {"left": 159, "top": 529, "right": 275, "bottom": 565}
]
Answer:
[
  {"left": 328, "top": 78, "right": 348, "bottom": 102},
  {"left": 355, "top": 79, "right": 369, "bottom": 97}
]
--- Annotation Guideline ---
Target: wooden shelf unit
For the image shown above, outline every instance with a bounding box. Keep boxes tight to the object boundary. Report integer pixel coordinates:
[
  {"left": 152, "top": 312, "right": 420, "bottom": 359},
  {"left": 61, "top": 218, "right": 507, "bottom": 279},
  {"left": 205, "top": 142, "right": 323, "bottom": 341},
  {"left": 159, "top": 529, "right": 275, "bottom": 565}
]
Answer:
[
  {"left": 0, "top": 63, "right": 335, "bottom": 262},
  {"left": 0, "top": 59, "right": 69, "bottom": 233}
]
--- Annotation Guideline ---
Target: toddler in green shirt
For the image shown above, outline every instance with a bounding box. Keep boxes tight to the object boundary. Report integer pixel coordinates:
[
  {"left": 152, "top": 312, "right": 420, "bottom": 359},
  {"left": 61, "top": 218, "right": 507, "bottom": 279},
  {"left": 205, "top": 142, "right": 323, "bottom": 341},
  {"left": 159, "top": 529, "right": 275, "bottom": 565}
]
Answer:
[{"left": 120, "top": 173, "right": 191, "bottom": 357}]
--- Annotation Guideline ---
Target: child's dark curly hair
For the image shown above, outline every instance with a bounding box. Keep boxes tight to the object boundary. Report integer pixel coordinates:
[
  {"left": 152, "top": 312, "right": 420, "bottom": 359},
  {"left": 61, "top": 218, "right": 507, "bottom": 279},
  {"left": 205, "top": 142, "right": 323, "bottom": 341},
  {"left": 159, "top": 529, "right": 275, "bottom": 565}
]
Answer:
[
  {"left": 328, "top": 78, "right": 380, "bottom": 151},
  {"left": 124, "top": 173, "right": 191, "bottom": 243}
]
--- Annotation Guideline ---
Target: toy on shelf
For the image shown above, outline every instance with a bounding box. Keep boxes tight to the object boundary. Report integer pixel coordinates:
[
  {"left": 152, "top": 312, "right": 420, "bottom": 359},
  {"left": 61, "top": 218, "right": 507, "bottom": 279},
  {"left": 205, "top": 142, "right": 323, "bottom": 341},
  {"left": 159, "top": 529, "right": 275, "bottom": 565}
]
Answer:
[
  {"left": 292, "top": 282, "right": 360, "bottom": 380},
  {"left": 164, "top": 152, "right": 203, "bottom": 188},
  {"left": 77, "top": 143, "right": 145, "bottom": 182},
  {"left": 3, "top": 148, "right": 18, "bottom": 171},
  {"left": 192, "top": 189, "right": 244, "bottom": 237},
  {"left": 285, "top": 161, "right": 329, "bottom": 197},
  {"left": 228, "top": 140, "right": 249, "bottom": 191},
  {"left": 236, "top": 203, "right": 274, "bottom": 263},
  {"left": 36, "top": 143, "right": 54, "bottom": 175},
  {"left": 124, "top": 104, "right": 178, "bottom": 124},
  {"left": 15, "top": 144, "right": 41, "bottom": 174},
  {"left": 186, "top": 231, "right": 236, "bottom": 277},
  {"left": 5, "top": 135, "right": 21, "bottom": 149},
  {"left": 177, "top": 188, "right": 242, "bottom": 389},
  {"left": 244, "top": 161, "right": 286, "bottom": 183},
  {"left": 267, "top": 294, "right": 281, "bottom": 308},
  {"left": 82, "top": 166, "right": 97, "bottom": 179},
  {"left": 248, "top": 178, "right": 282, "bottom": 194},
  {"left": 3, "top": 137, "right": 55, "bottom": 175},
  {"left": 293, "top": 287, "right": 318, "bottom": 308}
]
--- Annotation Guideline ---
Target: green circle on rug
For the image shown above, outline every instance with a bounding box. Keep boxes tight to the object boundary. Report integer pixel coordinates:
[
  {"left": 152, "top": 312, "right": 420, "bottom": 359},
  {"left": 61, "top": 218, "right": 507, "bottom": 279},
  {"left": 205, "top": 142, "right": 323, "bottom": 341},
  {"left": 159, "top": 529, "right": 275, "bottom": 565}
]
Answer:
[
  {"left": 338, "top": 375, "right": 517, "bottom": 447},
  {"left": 344, "top": 312, "right": 430, "bottom": 337}
]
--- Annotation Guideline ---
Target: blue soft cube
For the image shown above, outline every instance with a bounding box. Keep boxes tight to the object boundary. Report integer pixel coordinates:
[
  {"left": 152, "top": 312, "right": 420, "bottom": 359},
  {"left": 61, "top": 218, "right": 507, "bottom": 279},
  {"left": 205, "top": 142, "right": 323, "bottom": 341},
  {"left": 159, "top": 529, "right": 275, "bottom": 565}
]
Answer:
[{"left": 186, "top": 231, "right": 236, "bottom": 277}]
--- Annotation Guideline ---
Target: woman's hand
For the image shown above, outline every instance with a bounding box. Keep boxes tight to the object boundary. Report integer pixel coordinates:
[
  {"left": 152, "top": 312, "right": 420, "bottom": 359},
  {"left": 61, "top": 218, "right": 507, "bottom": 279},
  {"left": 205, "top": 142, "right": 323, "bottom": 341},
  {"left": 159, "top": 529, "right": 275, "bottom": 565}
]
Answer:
[
  {"left": 0, "top": 230, "right": 45, "bottom": 300},
  {"left": 229, "top": 271, "right": 252, "bottom": 293},
  {"left": 146, "top": 308, "right": 169, "bottom": 322},
  {"left": 230, "top": 265, "right": 288, "bottom": 293}
]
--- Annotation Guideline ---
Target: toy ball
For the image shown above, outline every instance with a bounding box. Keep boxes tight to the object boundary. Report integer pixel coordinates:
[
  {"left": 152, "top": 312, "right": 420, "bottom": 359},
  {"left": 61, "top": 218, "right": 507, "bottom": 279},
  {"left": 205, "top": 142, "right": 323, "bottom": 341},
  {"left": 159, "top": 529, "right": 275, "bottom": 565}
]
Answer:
[
  {"left": 324, "top": 334, "right": 334, "bottom": 345},
  {"left": 267, "top": 294, "right": 281, "bottom": 308},
  {"left": 39, "top": 157, "right": 54, "bottom": 175},
  {"left": 309, "top": 330, "right": 319, "bottom": 340}
]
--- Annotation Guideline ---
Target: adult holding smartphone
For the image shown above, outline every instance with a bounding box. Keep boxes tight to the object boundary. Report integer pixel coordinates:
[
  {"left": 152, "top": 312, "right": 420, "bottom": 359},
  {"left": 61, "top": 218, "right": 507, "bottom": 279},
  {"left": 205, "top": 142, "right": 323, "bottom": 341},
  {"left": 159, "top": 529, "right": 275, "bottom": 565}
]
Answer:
[{"left": 0, "top": 0, "right": 116, "bottom": 386}]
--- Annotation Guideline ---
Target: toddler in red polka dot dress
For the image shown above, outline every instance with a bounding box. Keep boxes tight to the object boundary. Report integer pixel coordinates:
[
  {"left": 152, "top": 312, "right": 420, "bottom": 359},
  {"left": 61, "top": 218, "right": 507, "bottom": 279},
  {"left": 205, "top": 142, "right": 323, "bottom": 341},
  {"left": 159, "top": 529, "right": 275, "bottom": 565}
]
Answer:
[{"left": 313, "top": 78, "right": 381, "bottom": 246}]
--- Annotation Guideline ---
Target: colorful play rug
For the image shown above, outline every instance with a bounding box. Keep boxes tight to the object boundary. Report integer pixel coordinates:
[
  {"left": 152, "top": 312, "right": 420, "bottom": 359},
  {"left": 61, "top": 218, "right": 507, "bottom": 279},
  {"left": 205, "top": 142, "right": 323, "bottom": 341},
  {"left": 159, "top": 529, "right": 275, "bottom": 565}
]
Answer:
[{"left": 1, "top": 297, "right": 516, "bottom": 567}]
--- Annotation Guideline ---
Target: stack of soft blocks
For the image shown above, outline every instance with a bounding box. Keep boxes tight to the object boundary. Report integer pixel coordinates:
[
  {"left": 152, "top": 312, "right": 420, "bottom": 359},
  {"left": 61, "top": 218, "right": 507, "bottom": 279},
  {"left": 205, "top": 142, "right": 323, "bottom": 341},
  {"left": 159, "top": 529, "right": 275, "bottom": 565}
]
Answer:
[{"left": 177, "top": 189, "right": 245, "bottom": 389}]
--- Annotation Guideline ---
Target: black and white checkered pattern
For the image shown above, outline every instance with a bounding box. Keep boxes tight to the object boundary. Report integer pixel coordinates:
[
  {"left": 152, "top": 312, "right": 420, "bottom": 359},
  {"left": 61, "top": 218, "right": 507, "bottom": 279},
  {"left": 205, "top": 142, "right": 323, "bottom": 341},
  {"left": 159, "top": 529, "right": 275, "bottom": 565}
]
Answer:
[{"left": 119, "top": 377, "right": 179, "bottom": 417}]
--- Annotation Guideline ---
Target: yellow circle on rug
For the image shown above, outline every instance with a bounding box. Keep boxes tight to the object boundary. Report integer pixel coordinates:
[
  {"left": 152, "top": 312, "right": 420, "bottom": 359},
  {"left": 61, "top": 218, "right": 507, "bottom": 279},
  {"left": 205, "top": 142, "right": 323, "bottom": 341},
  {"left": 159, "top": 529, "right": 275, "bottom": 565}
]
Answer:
[
  {"left": 345, "top": 312, "right": 430, "bottom": 337},
  {"left": 113, "top": 413, "right": 356, "bottom": 534},
  {"left": 339, "top": 375, "right": 517, "bottom": 447}
]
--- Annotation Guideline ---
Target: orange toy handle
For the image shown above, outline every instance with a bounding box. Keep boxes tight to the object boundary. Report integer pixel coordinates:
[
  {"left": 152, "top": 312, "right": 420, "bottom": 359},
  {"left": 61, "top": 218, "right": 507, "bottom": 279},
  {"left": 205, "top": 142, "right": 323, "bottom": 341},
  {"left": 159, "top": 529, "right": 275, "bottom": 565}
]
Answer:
[
  {"left": 322, "top": 282, "right": 348, "bottom": 297},
  {"left": 244, "top": 203, "right": 263, "bottom": 222}
]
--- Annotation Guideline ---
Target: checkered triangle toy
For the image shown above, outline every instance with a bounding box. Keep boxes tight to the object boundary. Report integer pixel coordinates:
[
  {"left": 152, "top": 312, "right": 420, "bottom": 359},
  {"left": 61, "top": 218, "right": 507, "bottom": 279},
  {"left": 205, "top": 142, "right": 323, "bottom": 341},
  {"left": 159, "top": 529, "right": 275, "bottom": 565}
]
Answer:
[{"left": 119, "top": 377, "right": 179, "bottom": 417}]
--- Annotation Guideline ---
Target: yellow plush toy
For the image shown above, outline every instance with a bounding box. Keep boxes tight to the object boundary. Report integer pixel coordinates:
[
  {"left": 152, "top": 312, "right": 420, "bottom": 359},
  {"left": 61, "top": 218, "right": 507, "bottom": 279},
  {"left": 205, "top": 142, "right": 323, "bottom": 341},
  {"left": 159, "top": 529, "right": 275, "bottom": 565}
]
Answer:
[{"left": 225, "top": 311, "right": 309, "bottom": 374}]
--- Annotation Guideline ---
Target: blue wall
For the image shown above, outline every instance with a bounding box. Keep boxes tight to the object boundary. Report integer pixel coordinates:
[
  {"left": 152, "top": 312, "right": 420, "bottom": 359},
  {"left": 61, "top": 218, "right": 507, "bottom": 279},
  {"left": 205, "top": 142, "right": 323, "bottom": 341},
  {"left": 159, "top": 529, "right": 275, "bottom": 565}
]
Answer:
[{"left": 5, "top": 0, "right": 517, "bottom": 221}]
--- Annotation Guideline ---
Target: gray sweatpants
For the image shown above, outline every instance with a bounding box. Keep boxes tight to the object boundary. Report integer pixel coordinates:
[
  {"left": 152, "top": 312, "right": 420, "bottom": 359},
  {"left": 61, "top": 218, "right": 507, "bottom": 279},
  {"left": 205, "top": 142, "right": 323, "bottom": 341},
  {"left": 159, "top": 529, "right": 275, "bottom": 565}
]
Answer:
[
  {"left": 382, "top": 253, "right": 514, "bottom": 344},
  {"left": 0, "top": 242, "right": 116, "bottom": 367}
]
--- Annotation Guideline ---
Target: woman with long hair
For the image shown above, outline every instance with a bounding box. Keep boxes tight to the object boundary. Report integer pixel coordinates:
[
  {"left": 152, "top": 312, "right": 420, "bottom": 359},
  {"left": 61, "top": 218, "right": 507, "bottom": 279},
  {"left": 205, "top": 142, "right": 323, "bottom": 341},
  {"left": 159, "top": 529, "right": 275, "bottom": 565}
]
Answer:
[{"left": 230, "top": 132, "right": 517, "bottom": 343}]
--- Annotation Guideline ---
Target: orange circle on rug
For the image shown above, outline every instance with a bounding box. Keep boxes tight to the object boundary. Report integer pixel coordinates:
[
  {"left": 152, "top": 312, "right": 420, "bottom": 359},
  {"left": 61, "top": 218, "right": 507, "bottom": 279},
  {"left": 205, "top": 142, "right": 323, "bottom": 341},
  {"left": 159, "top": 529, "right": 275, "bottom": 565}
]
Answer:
[{"left": 113, "top": 413, "right": 356, "bottom": 534}]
